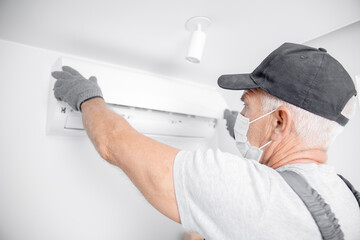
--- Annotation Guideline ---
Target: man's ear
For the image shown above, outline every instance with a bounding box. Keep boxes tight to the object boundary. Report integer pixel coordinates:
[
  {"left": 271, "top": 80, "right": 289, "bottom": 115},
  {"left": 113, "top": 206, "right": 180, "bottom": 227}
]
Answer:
[{"left": 271, "top": 105, "right": 292, "bottom": 142}]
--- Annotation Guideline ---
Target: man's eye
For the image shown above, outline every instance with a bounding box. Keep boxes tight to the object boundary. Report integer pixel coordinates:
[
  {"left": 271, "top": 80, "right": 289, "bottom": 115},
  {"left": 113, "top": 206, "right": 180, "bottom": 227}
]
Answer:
[
  {"left": 240, "top": 103, "right": 245, "bottom": 110},
  {"left": 240, "top": 103, "right": 248, "bottom": 115}
]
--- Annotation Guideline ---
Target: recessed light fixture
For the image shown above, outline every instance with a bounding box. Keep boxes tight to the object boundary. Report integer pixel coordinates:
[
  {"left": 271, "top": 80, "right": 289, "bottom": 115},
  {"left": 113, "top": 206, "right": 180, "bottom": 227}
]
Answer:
[{"left": 185, "top": 16, "right": 211, "bottom": 64}]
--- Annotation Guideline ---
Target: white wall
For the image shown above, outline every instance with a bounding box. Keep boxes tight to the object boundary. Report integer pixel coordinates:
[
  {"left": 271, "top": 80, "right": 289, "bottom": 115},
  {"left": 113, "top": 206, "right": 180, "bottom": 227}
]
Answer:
[
  {"left": 0, "top": 38, "right": 242, "bottom": 240},
  {"left": 1, "top": 21, "right": 359, "bottom": 239},
  {"left": 0, "top": 39, "right": 213, "bottom": 240}
]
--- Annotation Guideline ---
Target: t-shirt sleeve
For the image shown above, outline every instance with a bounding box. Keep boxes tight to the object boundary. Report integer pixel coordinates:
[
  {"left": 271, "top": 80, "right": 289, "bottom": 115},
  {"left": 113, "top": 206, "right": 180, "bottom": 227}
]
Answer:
[{"left": 173, "top": 149, "right": 271, "bottom": 239}]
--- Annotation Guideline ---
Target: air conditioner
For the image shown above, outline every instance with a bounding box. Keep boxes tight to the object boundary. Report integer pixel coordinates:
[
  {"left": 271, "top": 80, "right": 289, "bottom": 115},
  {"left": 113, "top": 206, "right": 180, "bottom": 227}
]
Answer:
[{"left": 46, "top": 57, "right": 228, "bottom": 138}]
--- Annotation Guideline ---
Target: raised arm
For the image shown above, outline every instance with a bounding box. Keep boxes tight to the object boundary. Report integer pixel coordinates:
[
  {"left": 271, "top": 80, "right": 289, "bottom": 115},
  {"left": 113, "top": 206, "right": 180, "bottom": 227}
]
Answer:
[{"left": 52, "top": 66, "right": 181, "bottom": 223}]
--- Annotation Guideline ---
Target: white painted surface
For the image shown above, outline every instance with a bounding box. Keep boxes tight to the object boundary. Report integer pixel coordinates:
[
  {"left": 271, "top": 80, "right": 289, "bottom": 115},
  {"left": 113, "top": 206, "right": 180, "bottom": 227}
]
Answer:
[
  {"left": 1, "top": 17, "right": 360, "bottom": 240},
  {"left": 0, "top": 0, "right": 359, "bottom": 86},
  {"left": 0, "top": 39, "right": 222, "bottom": 240}
]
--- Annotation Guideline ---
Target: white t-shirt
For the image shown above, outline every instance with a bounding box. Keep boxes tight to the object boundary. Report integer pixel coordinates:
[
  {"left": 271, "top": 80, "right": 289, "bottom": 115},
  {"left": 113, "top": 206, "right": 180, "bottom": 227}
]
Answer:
[{"left": 173, "top": 149, "right": 360, "bottom": 240}]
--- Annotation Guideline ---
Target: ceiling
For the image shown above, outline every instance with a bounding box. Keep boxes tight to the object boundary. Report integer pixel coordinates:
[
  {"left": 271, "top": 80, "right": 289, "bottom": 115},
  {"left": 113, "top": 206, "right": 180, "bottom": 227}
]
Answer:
[{"left": 0, "top": 0, "right": 359, "bottom": 87}]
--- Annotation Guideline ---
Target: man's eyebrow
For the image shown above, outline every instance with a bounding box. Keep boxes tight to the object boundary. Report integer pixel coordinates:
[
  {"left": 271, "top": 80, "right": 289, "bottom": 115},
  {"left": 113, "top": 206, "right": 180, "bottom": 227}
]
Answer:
[
  {"left": 240, "top": 94, "right": 245, "bottom": 102},
  {"left": 240, "top": 90, "right": 248, "bottom": 102}
]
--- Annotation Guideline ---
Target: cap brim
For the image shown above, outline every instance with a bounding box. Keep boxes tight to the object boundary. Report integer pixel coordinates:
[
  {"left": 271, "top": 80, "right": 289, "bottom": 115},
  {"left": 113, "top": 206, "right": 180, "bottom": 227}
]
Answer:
[{"left": 218, "top": 74, "right": 259, "bottom": 90}]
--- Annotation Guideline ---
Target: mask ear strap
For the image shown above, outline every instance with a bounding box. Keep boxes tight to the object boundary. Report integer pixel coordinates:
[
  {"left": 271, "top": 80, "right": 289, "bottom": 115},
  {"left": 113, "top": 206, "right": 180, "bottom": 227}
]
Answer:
[
  {"left": 259, "top": 140, "right": 272, "bottom": 150},
  {"left": 249, "top": 108, "right": 277, "bottom": 124}
]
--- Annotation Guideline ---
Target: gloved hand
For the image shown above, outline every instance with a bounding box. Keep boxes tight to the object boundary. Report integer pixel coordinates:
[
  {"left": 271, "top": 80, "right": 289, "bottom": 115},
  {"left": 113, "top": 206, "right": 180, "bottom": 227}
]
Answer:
[
  {"left": 223, "top": 109, "right": 239, "bottom": 139},
  {"left": 52, "top": 66, "right": 103, "bottom": 111}
]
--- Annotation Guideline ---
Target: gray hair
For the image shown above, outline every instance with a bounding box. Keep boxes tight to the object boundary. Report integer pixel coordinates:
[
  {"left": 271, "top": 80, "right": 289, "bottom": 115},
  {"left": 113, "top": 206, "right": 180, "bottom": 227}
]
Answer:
[{"left": 258, "top": 91, "right": 357, "bottom": 150}]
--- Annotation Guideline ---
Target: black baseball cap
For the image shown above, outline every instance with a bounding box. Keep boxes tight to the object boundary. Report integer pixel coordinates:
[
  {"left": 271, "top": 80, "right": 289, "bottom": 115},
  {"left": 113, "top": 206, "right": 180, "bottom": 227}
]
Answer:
[{"left": 218, "top": 42, "right": 357, "bottom": 126}]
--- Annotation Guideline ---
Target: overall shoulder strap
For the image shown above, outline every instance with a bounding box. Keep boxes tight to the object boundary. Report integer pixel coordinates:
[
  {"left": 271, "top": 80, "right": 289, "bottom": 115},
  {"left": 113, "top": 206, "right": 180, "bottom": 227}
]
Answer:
[
  {"left": 337, "top": 174, "right": 360, "bottom": 208},
  {"left": 278, "top": 170, "right": 344, "bottom": 240}
]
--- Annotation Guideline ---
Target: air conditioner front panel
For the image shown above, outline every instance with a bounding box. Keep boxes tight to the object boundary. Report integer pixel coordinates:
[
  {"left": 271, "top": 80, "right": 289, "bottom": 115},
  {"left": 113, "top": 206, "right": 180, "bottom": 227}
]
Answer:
[{"left": 47, "top": 57, "right": 228, "bottom": 138}]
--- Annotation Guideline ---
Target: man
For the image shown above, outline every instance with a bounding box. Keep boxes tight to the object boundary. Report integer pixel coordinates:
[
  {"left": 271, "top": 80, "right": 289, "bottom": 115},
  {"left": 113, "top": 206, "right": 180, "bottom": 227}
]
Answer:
[{"left": 52, "top": 42, "right": 360, "bottom": 239}]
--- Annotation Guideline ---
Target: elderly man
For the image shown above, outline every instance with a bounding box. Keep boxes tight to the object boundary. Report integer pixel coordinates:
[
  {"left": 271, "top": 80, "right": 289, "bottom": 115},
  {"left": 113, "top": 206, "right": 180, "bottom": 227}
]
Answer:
[{"left": 52, "top": 43, "right": 360, "bottom": 239}]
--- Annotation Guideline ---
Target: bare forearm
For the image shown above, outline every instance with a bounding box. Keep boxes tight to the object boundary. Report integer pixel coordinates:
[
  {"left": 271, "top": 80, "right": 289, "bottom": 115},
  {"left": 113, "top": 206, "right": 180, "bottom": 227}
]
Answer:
[
  {"left": 81, "top": 98, "right": 117, "bottom": 161},
  {"left": 80, "top": 98, "right": 181, "bottom": 223}
]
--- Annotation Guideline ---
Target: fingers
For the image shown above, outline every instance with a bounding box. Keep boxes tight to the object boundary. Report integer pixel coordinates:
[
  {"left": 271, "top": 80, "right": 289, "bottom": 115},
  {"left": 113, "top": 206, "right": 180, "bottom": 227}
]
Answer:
[
  {"left": 224, "top": 109, "right": 239, "bottom": 119},
  {"left": 51, "top": 66, "right": 84, "bottom": 81},
  {"left": 224, "top": 109, "right": 231, "bottom": 118},
  {"left": 89, "top": 76, "right": 97, "bottom": 83},
  {"left": 62, "top": 66, "right": 83, "bottom": 77},
  {"left": 54, "top": 91, "right": 63, "bottom": 101},
  {"left": 54, "top": 79, "right": 64, "bottom": 89},
  {"left": 53, "top": 79, "right": 67, "bottom": 101},
  {"left": 52, "top": 71, "right": 74, "bottom": 80},
  {"left": 53, "top": 84, "right": 64, "bottom": 101}
]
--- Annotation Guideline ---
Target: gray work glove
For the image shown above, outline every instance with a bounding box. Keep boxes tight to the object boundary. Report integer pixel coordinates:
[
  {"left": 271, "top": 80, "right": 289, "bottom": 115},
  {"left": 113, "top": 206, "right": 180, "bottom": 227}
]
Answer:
[
  {"left": 52, "top": 66, "right": 103, "bottom": 111},
  {"left": 224, "top": 109, "right": 239, "bottom": 139}
]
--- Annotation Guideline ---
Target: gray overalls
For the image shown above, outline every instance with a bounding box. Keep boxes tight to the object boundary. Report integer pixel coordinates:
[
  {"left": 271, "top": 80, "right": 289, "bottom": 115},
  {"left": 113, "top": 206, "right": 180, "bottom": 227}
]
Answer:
[{"left": 279, "top": 171, "right": 360, "bottom": 240}]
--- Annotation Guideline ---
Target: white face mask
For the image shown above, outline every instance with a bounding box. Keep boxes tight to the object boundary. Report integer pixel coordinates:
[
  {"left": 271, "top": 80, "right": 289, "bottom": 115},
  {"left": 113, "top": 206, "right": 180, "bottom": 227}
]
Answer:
[{"left": 234, "top": 109, "right": 277, "bottom": 161}]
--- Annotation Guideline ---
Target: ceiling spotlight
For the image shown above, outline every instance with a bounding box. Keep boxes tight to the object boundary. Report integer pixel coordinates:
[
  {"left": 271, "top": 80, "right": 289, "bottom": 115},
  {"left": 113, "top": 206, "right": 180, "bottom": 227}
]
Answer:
[{"left": 185, "top": 16, "right": 211, "bottom": 64}]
